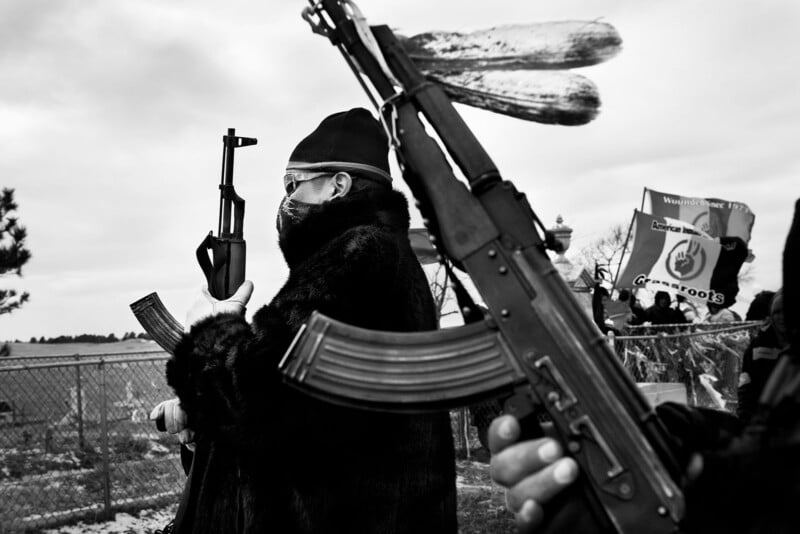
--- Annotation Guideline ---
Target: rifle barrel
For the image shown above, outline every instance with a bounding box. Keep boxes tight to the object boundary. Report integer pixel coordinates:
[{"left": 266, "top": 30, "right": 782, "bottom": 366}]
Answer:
[{"left": 219, "top": 128, "right": 237, "bottom": 237}]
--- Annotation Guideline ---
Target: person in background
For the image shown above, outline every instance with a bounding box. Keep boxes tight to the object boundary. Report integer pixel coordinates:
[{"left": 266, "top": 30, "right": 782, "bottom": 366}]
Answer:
[
  {"left": 737, "top": 289, "right": 783, "bottom": 421},
  {"left": 591, "top": 284, "right": 616, "bottom": 335},
  {"left": 605, "top": 289, "right": 636, "bottom": 332},
  {"left": 644, "top": 290, "right": 689, "bottom": 325},
  {"left": 676, "top": 294, "right": 700, "bottom": 323},
  {"left": 705, "top": 301, "right": 740, "bottom": 323},
  {"left": 621, "top": 288, "right": 647, "bottom": 326},
  {"left": 745, "top": 290, "right": 777, "bottom": 323}
]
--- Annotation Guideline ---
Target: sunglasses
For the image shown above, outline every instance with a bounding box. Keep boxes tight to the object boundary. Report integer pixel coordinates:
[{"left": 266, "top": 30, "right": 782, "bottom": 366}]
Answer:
[{"left": 283, "top": 171, "right": 333, "bottom": 194}]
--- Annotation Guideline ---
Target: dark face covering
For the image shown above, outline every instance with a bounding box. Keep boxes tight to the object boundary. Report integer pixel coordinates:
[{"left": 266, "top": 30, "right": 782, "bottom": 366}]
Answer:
[
  {"left": 276, "top": 196, "right": 315, "bottom": 234},
  {"left": 275, "top": 184, "right": 406, "bottom": 270},
  {"left": 275, "top": 193, "right": 337, "bottom": 258},
  {"left": 276, "top": 173, "right": 340, "bottom": 234}
]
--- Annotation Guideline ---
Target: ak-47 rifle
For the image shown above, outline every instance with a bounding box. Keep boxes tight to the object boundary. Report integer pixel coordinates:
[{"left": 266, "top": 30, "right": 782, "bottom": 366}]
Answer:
[
  {"left": 279, "top": 2, "right": 684, "bottom": 533},
  {"left": 131, "top": 129, "right": 257, "bottom": 353}
]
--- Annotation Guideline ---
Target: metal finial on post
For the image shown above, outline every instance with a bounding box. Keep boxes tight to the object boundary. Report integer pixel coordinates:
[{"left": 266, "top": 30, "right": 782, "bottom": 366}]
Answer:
[{"left": 549, "top": 215, "right": 573, "bottom": 263}]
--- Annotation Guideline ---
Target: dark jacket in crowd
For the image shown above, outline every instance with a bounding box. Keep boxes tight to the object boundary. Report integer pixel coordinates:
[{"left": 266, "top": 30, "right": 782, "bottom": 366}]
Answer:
[
  {"left": 627, "top": 296, "right": 648, "bottom": 326},
  {"left": 644, "top": 305, "right": 689, "bottom": 325},
  {"left": 682, "top": 199, "right": 800, "bottom": 534},
  {"left": 591, "top": 285, "right": 615, "bottom": 334},
  {"left": 737, "top": 321, "right": 782, "bottom": 422},
  {"left": 166, "top": 186, "right": 457, "bottom": 533},
  {"left": 644, "top": 292, "right": 689, "bottom": 325}
]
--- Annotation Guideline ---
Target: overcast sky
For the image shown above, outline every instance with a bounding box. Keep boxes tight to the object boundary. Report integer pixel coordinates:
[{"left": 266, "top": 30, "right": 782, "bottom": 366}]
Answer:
[{"left": 1, "top": 0, "right": 798, "bottom": 341}]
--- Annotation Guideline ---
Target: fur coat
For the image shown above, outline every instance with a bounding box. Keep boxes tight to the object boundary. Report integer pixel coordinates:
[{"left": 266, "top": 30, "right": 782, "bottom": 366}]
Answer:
[{"left": 166, "top": 186, "right": 457, "bottom": 533}]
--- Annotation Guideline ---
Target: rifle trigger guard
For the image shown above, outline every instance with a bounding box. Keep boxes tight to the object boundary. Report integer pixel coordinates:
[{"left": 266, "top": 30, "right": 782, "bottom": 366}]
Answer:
[
  {"left": 534, "top": 355, "right": 578, "bottom": 412},
  {"left": 569, "top": 415, "right": 625, "bottom": 481}
]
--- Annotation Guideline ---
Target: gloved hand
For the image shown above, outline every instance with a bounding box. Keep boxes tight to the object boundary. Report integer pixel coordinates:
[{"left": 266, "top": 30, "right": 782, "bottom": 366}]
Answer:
[
  {"left": 150, "top": 398, "right": 196, "bottom": 451},
  {"left": 185, "top": 280, "right": 254, "bottom": 332}
]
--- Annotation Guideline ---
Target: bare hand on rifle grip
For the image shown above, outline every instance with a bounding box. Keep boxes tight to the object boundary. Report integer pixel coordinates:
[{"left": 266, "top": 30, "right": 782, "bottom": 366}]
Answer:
[
  {"left": 185, "top": 280, "right": 254, "bottom": 332},
  {"left": 489, "top": 414, "right": 706, "bottom": 532},
  {"left": 488, "top": 415, "right": 579, "bottom": 532}
]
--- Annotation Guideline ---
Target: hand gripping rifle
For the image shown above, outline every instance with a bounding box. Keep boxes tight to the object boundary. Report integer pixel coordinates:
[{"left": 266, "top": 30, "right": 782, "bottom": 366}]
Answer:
[
  {"left": 130, "top": 129, "right": 257, "bottom": 353},
  {"left": 279, "top": 2, "right": 685, "bottom": 532}
]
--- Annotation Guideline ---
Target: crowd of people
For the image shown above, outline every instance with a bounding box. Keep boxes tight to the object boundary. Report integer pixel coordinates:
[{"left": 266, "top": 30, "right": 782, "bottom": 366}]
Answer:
[
  {"left": 591, "top": 280, "right": 786, "bottom": 426},
  {"left": 591, "top": 285, "right": 747, "bottom": 333}
]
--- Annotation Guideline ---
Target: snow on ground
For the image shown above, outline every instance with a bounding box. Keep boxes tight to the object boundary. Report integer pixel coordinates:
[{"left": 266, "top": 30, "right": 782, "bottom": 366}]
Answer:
[
  {"left": 41, "top": 505, "right": 177, "bottom": 534},
  {"left": 39, "top": 460, "right": 495, "bottom": 533}
]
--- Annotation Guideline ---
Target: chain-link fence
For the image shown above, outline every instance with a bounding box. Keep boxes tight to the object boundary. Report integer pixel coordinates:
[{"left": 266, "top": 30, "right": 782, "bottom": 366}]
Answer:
[
  {"left": 0, "top": 325, "right": 761, "bottom": 531},
  {"left": 0, "top": 353, "right": 183, "bottom": 533},
  {"left": 614, "top": 321, "right": 760, "bottom": 411},
  {"left": 451, "top": 321, "right": 762, "bottom": 461}
]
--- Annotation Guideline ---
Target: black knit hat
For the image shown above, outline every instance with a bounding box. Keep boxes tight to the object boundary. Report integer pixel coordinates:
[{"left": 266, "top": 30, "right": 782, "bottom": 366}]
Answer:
[{"left": 286, "top": 108, "right": 392, "bottom": 184}]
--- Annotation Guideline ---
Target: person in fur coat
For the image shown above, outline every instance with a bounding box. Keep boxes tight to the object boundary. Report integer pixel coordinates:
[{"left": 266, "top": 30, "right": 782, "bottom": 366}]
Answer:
[{"left": 157, "top": 108, "right": 457, "bottom": 533}]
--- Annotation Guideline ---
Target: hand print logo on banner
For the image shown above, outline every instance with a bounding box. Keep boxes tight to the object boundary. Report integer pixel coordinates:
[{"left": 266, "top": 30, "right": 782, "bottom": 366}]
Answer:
[{"left": 666, "top": 239, "right": 706, "bottom": 281}]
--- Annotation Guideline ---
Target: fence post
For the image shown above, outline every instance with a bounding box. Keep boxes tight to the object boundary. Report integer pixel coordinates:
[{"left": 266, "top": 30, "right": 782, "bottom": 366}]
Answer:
[
  {"left": 99, "top": 359, "right": 112, "bottom": 518},
  {"left": 75, "top": 354, "right": 84, "bottom": 449},
  {"left": 462, "top": 409, "right": 470, "bottom": 459}
]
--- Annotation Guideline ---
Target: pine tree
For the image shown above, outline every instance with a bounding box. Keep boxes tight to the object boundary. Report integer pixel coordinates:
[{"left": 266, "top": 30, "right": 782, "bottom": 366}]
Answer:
[{"left": 0, "top": 188, "right": 31, "bottom": 315}]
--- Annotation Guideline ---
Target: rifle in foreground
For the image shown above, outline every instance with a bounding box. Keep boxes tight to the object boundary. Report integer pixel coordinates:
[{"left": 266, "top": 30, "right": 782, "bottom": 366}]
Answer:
[
  {"left": 131, "top": 129, "right": 257, "bottom": 353},
  {"left": 279, "top": 2, "right": 684, "bottom": 532}
]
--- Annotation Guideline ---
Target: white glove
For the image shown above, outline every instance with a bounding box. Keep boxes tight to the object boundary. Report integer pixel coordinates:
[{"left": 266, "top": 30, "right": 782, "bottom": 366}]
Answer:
[
  {"left": 150, "top": 398, "right": 196, "bottom": 450},
  {"left": 185, "top": 280, "right": 254, "bottom": 332}
]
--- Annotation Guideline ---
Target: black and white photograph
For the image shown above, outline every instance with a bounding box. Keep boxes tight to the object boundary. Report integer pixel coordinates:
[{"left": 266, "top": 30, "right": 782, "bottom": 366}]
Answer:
[{"left": 1, "top": 1, "right": 798, "bottom": 533}]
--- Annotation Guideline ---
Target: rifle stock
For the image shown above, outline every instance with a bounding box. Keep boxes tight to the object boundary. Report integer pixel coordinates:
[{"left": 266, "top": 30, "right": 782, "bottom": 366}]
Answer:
[{"left": 282, "top": 3, "right": 685, "bottom": 532}]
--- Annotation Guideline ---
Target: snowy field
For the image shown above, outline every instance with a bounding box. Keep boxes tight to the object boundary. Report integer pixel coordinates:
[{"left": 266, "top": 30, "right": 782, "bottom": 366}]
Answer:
[
  {"left": 39, "top": 459, "right": 515, "bottom": 534},
  {"left": 41, "top": 505, "right": 178, "bottom": 534}
]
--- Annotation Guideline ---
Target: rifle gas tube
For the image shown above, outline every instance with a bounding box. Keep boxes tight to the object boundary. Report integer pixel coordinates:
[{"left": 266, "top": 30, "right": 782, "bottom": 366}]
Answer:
[
  {"left": 131, "top": 129, "right": 257, "bottom": 353},
  {"left": 280, "top": 2, "right": 684, "bottom": 533}
]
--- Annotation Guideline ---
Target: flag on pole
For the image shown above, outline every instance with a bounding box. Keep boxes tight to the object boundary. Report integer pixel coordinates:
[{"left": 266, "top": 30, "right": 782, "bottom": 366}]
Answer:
[
  {"left": 646, "top": 188, "right": 755, "bottom": 243},
  {"left": 617, "top": 211, "right": 748, "bottom": 305}
]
